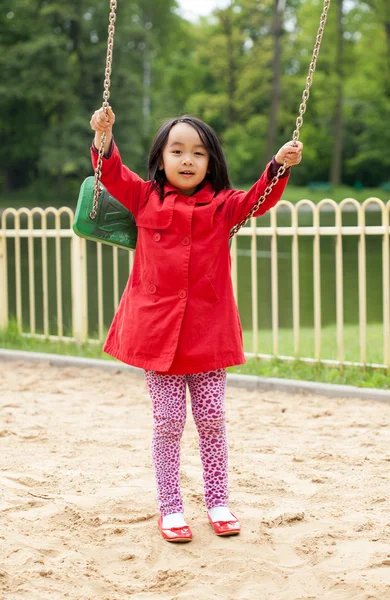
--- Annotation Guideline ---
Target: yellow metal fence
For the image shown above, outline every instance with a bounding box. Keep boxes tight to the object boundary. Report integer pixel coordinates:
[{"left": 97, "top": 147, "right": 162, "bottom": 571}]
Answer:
[{"left": 1, "top": 198, "right": 389, "bottom": 370}]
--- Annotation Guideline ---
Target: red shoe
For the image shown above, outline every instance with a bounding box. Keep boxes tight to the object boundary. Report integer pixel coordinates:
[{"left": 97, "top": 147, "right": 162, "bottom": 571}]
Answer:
[
  {"left": 208, "top": 512, "right": 241, "bottom": 536},
  {"left": 157, "top": 516, "right": 193, "bottom": 543}
]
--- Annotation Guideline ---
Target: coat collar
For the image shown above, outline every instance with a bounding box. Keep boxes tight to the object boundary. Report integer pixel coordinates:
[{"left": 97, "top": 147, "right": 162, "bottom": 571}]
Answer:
[{"left": 163, "top": 180, "right": 216, "bottom": 205}]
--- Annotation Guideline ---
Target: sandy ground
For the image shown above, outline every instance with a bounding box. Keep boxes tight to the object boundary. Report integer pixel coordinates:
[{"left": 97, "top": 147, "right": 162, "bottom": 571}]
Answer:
[{"left": 0, "top": 361, "right": 390, "bottom": 600}]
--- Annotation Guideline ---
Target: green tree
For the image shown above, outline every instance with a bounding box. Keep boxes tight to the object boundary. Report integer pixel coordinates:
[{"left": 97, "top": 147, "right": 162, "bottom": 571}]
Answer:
[
  {"left": 1, "top": 0, "right": 389, "bottom": 194},
  {"left": 0, "top": 0, "right": 182, "bottom": 192}
]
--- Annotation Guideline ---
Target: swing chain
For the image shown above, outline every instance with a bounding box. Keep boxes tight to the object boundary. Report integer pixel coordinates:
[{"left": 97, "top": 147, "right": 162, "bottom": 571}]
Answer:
[
  {"left": 89, "top": 0, "right": 331, "bottom": 227},
  {"left": 90, "top": 0, "right": 117, "bottom": 220},
  {"left": 229, "top": 0, "right": 331, "bottom": 239}
]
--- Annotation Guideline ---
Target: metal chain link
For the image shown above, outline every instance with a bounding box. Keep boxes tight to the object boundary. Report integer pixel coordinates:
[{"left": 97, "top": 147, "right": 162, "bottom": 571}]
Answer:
[
  {"left": 90, "top": 0, "right": 117, "bottom": 220},
  {"left": 229, "top": 0, "right": 331, "bottom": 239}
]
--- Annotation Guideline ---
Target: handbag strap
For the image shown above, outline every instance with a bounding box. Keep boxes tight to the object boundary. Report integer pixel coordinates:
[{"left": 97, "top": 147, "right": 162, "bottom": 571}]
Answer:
[
  {"left": 229, "top": 0, "right": 331, "bottom": 239},
  {"left": 90, "top": 0, "right": 117, "bottom": 220}
]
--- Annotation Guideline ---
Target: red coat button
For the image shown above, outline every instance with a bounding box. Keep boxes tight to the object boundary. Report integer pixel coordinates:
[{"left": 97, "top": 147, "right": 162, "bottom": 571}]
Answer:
[
  {"left": 148, "top": 285, "right": 157, "bottom": 294},
  {"left": 178, "top": 289, "right": 187, "bottom": 299},
  {"left": 153, "top": 233, "right": 161, "bottom": 242},
  {"left": 182, "top": 237, "right": 190, "bottom": 246},
  {"left": 187, "top": 198, "right": 195, "bottom": 206}
]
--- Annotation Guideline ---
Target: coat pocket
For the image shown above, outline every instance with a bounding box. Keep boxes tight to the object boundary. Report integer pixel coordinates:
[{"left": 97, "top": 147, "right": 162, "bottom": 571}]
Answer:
[{"left": 193, "top": 273, "right": 220, "bottom": 306}]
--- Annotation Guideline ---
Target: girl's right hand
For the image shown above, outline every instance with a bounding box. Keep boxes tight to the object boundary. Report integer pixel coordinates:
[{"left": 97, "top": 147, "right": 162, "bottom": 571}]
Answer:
[{"left": 90, "top": 106, "right": 115, "bottom": 132}]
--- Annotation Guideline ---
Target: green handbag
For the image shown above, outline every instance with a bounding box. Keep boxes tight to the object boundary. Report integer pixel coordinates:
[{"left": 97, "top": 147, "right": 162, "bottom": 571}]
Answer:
[{"left": 73, "top": 176, "right": 137, "bottom": 250}]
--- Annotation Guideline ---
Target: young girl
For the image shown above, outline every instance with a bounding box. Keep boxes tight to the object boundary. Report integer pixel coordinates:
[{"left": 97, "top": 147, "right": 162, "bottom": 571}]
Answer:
[{"left": 90, "top": 108, "right": 303, "bottom": 543}]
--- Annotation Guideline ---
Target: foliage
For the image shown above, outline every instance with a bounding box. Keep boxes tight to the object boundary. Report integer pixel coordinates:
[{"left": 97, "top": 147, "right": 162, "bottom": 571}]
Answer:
[{"left": 1, "top": 0, "right": 389, "bottom": 194}]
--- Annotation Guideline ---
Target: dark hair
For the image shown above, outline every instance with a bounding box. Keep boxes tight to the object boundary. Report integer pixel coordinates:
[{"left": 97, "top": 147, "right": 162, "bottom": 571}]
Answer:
[{"left": 148, "top": 115, "right": 232, "bottom": 198}]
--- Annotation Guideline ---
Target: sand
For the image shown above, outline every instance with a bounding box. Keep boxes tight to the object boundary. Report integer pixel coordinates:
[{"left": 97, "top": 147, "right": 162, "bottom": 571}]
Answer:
[{"left": 0, "top": 360, "right": 389, "bottom": 600}]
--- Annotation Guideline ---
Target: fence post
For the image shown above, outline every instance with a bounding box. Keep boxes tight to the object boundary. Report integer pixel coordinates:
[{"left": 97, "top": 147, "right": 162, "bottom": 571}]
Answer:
[
  {"left": 383, "top": 204, "right": 390, "bottom": 372},
  {"left": 71, "top": 234, "right": 88, "bottom": 344},
  {"left": 0, "top": 234, "right": 8, "bottom": 329},
  {"left": 251, "top": 216, "right": 258, "bottom": 358},
  {"left": 230, "top": 234, "right": 238, "bottom": 303}
]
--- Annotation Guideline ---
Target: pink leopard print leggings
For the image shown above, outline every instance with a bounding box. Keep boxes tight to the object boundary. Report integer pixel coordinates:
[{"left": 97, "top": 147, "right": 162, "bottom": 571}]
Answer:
[{"left": 144, "top": 369, "right": 229, "bottom": 517}]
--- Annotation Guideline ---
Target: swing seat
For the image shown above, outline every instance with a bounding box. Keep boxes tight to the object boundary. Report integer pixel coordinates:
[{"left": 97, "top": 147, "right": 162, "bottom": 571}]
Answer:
[{"left": 73, "top": 176, "right": 137, "bottom": 250}]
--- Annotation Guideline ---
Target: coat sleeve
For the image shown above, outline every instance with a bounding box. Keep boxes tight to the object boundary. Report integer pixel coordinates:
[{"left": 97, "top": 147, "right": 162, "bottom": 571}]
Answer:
[
  {"left": 90, "top": 139, "right": 147, "bottom": 218},
  {"left": 222, "top": 160, "right": 290, "bottom": 230}
]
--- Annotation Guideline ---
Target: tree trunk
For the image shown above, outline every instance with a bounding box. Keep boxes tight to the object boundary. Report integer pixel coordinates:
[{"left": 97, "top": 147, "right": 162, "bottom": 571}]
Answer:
[
  {"left": 264, "top": 0, "right": 285, "bottom": 164},
  {"left": 330, "top": 0, "right": 344, "bottom": 186},
  {"left": 143, "top": 46, "right": 151, "bottom": 136},
  {"left": 220, "top": 8, "right": 236, "bottom": 126},
  {"left": 385, "top": 21, "right": 390, "bottom": 97},
  {"left": 142, "top": 8, "right": 152, "bottom": 137}
]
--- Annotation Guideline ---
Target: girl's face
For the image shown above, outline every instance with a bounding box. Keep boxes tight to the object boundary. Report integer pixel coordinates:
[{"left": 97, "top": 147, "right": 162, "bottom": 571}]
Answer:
[{"left": 159, "top": 123, "right": 210, "bottom": 196}]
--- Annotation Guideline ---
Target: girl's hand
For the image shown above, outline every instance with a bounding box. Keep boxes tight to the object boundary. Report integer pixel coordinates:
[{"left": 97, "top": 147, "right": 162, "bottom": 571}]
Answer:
[
  {"left": 275, "top": 141, "right": 303, "bottom": 168},
  {"left": 90, "top": 106, "right": 115, "bottom": 133},
  {"left": 91, "top": 106, "right": 115, "bottom": 156}
]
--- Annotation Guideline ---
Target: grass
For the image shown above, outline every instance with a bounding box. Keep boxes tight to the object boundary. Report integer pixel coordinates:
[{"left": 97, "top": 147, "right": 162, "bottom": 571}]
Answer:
[
  {"left": 232, "top": 184, "right": 388, "bottom": 205},
  {"left": 0, "top": 180, "right": 80, "bottom": 211},
  {"left": 0, "top": 183, "right": 388, "bottom": 211},
  {"left": 1, "top": 321, "right": 389, "bottom": 390},
  {"left": 0, "top": 323, "right": 111, "bottom": 360},
  {"left": 242, "top": 323, "right": 386, "bottom": 366},
  {"left": 230, "top": 359, "right": 390, "bottom": 390},
  {"left": 279, "top": 185, "right": 389, "bottom": 204}
]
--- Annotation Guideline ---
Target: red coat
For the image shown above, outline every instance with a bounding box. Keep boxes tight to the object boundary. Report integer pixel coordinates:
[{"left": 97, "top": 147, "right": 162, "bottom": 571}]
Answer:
[{"left": 91, "top": 142, "right": 290, "bottom": 374}]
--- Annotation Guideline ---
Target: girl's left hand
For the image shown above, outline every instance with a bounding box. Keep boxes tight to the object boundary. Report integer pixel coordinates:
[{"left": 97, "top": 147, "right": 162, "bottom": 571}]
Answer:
[{"left": 275, "top": 141, "right": 304, "bottom": 168}]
